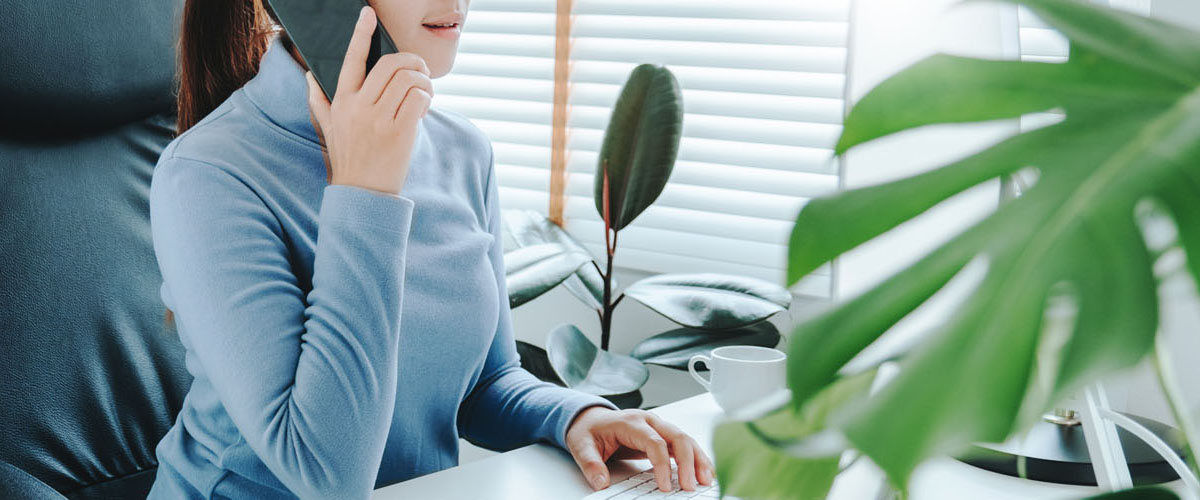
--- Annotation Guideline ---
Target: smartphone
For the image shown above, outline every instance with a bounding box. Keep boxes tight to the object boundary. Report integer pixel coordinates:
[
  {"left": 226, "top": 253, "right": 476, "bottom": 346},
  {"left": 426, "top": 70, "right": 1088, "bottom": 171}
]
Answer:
[{"left": 263, "top": 0, "right": 398, "bottom": 100}]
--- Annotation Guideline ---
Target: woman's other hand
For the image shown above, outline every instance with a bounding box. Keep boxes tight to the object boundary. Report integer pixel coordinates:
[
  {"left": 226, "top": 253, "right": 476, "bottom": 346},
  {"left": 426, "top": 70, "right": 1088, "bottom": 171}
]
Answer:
[
  {"left": 306, "top": 6, "right": 432, "bottom": 196},
  {"left": 565, "top": 407, "right": 715, "bottom": 493}
]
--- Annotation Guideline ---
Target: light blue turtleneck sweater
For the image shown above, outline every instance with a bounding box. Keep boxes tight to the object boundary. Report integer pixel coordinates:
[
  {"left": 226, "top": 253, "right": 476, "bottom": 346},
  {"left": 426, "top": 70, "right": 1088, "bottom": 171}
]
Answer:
[{"left": 146, "top": 36, "right": 616, "bottom": 499}]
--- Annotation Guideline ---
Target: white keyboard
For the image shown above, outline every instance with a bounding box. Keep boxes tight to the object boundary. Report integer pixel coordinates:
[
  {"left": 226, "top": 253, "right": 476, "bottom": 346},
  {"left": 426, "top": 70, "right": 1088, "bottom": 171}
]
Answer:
[{"left": 582, "top": 463, "right": 738, "bottom": 499}]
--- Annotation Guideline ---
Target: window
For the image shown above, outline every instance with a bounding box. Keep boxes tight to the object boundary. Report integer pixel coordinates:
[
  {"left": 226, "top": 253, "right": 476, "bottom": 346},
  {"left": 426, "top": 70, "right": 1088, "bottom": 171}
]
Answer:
[{"left": 432, "top": 0, "right": 853, "bottom": 298}]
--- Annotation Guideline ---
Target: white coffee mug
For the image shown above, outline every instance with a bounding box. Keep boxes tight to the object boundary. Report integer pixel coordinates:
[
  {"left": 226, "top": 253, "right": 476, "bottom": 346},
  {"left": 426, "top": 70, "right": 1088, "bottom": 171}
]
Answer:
[{"left": 688, "top": 345, "right": 787, "bottom": 414}]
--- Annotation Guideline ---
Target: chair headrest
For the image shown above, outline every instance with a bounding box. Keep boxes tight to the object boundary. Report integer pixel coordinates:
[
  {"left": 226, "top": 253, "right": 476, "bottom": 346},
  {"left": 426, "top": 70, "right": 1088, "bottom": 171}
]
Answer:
[{"left": 0, "top": 1, "right": 181, "bottom": 135}]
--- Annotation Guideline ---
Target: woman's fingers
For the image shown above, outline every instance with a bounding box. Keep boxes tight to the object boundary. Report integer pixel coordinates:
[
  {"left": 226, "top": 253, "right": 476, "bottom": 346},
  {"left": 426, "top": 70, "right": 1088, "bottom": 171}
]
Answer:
[
  {"left": 377, "top": 71, "right": 433, "bottom": 122},
  {"left": 565, "top": 409, "right": 715, "bottom": 494},
  {"left": 359, "top": 53, "right": 431, "bottom": 104},
  {"left": 336, "top": 6, "right": 377, "bottom": 96},
  {"left": 693, "top": 439, "right": 715, "bottom": 485},
  {"left": 615, "top": 420, "right": 673, "bottom": 492},
  {"left": 567, "top": 434, "right": 611, "bottom": 491},
  {"left": 645, "top": 415, "right": 697, "bottom": 490},
  {"left": 645, "top": 413, "right": 714, "bottom": 486}
]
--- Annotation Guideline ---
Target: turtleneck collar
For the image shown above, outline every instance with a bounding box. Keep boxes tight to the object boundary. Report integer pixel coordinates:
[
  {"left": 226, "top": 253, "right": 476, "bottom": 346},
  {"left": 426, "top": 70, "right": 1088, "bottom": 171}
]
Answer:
[
  {"left": 240, "top": 34, "right": 431, "bottom": 157},
  {"left": 242, "top": 35, "right": 321, "bottom": 146}
]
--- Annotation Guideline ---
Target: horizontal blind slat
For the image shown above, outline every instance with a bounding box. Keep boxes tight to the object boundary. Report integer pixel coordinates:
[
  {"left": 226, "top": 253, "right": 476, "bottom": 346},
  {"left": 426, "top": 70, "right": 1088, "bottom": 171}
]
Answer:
[
  {"left": 570, "top": 84, "right": 845, "bottom": 124},
  {"left": 572, "top": 15, "right": 849, "bottom": 47},
  {"left": 565, "top": 171, "right": 808, "bottom": 222},
  {"left": 567, "top": 218, "right": 791, "bottom": 273},
  {"left": 571, "top": 36, "right": 848, "bottom": 73},
  {"left": 488, "top": 146, "right": 839, "bottom": 198},
  {"left": 572, "top": 60, "right": 846, "bottom": 99},
  {"left": 470, "top": 0, "right": 851, "bottom": 21},
  {"left": 568, "top": 127, "right": 839, "bottom": 175}
]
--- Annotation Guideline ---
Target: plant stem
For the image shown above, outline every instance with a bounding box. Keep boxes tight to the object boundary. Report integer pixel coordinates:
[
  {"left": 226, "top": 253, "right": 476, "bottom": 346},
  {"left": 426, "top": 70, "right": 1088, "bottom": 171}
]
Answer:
[
  {"left": 601, "top": 245, "right": 614, "bottom": 351},
  {"left": 1152, "top": 338, "right": 1200, "bottom": 481},
  {"left": 599, "top": 162, "right": 614, "bottom": 351}
]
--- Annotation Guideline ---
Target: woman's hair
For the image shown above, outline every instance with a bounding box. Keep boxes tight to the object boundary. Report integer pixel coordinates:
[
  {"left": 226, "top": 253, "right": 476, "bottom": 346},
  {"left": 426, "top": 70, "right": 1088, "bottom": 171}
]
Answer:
[
  {"left": 165, "top": 0, "right": 292, "bottom": 328},
  {"left": 176, "top": 0, "right": 281, "bottom": 132}
]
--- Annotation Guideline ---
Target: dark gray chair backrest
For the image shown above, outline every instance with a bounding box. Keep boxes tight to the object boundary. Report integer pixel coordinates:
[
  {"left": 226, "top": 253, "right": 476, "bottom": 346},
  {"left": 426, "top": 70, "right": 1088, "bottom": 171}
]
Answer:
[{"left": 0, "top": 1, "right": 192, "bottom": 498}]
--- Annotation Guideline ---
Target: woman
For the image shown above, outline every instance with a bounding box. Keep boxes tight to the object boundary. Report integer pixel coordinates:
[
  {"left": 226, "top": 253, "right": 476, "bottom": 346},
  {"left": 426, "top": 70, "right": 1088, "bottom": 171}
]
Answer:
[{"left": 146, "top": 0, "right": 714, "bottom": 498}]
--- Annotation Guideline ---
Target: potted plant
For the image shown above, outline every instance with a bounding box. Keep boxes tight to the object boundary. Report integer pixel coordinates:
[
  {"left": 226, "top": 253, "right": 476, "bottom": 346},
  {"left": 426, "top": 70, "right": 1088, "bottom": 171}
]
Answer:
[
  {"left": 499, "top": 63, "right": 802, "bottom": 408},
  {"left": 711, "top": 0, "right": 1200, "bottom": 498}
]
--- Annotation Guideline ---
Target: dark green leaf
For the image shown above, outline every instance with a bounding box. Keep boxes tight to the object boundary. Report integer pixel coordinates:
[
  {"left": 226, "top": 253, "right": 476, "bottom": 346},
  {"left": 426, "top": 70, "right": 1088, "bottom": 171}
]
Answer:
[
  {"left": 594, "top": 64, "right": 684, "bottom": 231},
  {"left": 1083, "top": 486, "right": 1179, "bottom": 500},
  {"left": 629, "top": 322, "right": 781, "bottom": 370},
  {"left": 602, "top": 390, "right": 644, "bottom": 410},
  {"left": 504, "top": 243, "right": 591, "bottom": 309},
  {"left": 502, "top": 208, "right": 610, "bottom": 309},
  {"left": 714, "top": 369, "right": 876, "bottom": 500},
  {"left": 515, "top": 340, "right": 565, "bottom": 386},
  {"left": 546, "top": 324, "right": 649, "bottom": 396},
  {"left": 623, "top": 273, "right": 791, "bottom": 330}
]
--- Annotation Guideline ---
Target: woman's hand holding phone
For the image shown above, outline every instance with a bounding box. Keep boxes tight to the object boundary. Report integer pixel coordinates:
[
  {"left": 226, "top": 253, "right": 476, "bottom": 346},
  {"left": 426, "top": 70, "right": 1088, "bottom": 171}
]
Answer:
[{"left": 305, "top": 6, "right": 432, "bottom": 196}]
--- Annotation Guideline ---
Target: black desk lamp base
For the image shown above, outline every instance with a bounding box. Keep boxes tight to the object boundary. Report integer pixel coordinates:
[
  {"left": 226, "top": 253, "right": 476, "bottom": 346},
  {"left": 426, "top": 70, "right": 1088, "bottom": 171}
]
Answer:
[{"left": 957, "top": 412, "right": 1186, "bottom": 486}]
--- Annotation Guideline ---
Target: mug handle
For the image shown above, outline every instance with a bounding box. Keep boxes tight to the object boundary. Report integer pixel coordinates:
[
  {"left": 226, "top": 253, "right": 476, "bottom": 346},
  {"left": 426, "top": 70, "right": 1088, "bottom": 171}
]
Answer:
[{"left": 688, "top": 354, "right": 712, "bottom": 389}]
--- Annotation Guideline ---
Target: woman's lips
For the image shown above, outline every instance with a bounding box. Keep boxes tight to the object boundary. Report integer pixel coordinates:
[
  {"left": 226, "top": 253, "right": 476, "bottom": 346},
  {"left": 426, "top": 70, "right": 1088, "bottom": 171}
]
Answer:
[{"left": 422, "top": 22, "right": 461, "bottom": 39}]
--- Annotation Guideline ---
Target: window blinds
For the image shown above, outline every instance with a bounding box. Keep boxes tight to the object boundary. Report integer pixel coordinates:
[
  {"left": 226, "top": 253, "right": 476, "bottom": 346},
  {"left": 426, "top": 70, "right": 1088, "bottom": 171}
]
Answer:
[{"left": 431, "top": 0, "right": 852, "bottom": 298}]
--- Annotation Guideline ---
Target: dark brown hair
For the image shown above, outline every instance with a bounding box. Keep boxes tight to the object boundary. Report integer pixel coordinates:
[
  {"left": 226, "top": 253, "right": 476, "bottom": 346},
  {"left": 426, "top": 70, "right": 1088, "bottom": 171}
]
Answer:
[{"left": 164, "top": 0, "right": 295, "bottom": 328}]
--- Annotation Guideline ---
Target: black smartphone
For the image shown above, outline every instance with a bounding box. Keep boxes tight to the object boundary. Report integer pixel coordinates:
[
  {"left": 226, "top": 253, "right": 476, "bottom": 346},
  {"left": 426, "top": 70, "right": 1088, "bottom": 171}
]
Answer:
[{"left": 263, "top": 0, "right": 398, "bottom": 100}]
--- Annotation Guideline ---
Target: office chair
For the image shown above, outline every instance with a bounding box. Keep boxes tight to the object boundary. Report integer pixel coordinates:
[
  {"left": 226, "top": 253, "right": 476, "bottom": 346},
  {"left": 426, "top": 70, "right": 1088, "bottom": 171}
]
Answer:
[{"left": 0, "top": 1, "right": 192, "bottom": 498}]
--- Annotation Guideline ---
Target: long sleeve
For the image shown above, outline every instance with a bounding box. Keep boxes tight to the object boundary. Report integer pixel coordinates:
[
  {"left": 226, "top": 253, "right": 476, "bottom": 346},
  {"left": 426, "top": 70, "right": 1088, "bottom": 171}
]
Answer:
[
  {"left": 149, "top": 156, "right": 414, "bottom": 499},
  {"left": 456, "top": 143, "right": 618, "bottom": 452}
]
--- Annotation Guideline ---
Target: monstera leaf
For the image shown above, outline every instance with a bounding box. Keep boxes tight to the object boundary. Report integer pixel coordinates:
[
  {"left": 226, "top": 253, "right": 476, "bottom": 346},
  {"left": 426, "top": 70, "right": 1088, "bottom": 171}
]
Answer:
[
  {"left": 594, "top": 64, "right": 684, "bottom": 231},
  {"left": 502, "top": 209, "right": 611, "bottom": 310},
  {"left": 503, "top": 243, "right": 591, "bottom": 309},
  {"left": 546, "top": 324, "right": 649, "bottom": 396},
  {"left": 754, "top": 0, "right": 1200, "bottom": 492},
  {"left": 629, "top": 322, "right": 781, "bottom": 370},
  {"left": 623, "top": 273, "right": 791, "bottom": 330},
  {"left": 714, "top": 369, "right": 877, "bottom": 500}
]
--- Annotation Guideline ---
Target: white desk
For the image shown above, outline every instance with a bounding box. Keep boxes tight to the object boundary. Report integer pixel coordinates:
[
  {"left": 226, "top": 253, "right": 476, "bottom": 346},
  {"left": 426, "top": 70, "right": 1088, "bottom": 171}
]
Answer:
[{"left": 373, "top": 393, "right": 1186, "bottom": 499}]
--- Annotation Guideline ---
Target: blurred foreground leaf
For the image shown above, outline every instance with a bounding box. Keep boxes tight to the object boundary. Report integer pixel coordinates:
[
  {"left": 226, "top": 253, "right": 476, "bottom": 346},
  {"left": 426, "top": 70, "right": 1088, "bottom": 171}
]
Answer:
[
  {"left": 779, "top": 0, "right": 1200, "bottom": 490},
  {"left": 714, "top": 370, "right": 876, "bottom": 500}
]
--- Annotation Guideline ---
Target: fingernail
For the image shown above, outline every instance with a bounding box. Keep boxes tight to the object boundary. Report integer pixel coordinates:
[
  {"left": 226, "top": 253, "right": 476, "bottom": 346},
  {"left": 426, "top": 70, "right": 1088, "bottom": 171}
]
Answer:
[
  {"left": 359, "top": 6, "right": 369, "bottom": 20},
  {"left": 590, "top": 473, "right": 606, "bottom": 489}
]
